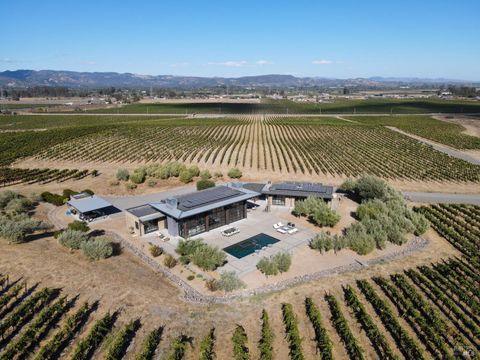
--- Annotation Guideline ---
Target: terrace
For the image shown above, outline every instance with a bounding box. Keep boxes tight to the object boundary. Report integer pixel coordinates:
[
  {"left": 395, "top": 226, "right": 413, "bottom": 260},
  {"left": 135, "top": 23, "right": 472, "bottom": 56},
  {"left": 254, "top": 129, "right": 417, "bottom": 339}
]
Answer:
[{"left": 144, "top": 200, "right": 316, "bottom": 276}]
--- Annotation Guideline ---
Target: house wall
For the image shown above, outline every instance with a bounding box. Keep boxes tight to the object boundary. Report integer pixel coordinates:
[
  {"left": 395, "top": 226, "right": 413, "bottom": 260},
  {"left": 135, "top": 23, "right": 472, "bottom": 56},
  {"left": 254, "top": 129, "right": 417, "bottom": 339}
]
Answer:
[
  {"left": 125, "top": 212, "right": 143, "bottom": 236},
  {"left": 167, "top": 217, "right": 179, "bottom": 237}
]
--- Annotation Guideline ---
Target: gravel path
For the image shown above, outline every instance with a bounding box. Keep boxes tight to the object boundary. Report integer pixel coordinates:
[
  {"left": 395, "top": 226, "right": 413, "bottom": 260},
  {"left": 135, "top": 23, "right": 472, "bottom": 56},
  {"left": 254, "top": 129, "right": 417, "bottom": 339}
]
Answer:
[{"left": 387, "top": 126, "right": 480, "bottom": 165}]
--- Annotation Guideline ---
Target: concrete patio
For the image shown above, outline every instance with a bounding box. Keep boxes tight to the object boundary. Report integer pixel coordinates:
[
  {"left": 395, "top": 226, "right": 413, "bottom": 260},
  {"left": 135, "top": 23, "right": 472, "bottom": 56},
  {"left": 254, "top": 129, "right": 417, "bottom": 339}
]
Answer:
[{"left": 139, "top": 201, "right": 316, "bottom": 276}]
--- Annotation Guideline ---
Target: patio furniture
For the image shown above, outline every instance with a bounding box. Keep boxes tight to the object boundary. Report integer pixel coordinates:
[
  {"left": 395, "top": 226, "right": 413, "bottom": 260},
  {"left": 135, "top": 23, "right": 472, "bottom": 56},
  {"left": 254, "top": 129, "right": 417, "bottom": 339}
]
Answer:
[
  {"left": 277, "top": 227, "right": 288, "bottom": 234},
  {"left": 222, "top": 227, "right": 240, "bottom": 237},
  {"left": 273, "top": 222, "right": 284, "bottom": 229},
  {"left": 288, "top": 227, "right": 299, "bottom": 234}
]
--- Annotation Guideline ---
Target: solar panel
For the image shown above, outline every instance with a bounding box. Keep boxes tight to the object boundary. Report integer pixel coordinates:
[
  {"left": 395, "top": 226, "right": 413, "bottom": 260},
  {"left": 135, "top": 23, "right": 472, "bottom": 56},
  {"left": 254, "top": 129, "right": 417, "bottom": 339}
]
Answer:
[
  {"left": 177, "top": 186, "right": 242, "bottom": 210},
  {"left": 271, "top": 182, "right": 328, "bottom": 193}
]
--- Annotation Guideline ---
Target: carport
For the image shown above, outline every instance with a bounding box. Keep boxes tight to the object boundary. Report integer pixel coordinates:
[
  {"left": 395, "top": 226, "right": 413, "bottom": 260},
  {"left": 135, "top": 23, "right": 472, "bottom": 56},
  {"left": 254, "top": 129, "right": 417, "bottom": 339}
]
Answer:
[{"left": 67, "top": 194, "right": 115, "bottom": 221}]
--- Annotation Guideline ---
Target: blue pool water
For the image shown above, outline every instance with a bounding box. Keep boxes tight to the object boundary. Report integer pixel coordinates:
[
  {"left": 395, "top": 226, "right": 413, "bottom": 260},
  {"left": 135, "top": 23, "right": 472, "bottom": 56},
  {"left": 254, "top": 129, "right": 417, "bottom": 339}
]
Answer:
[{"left": 223, "top": 233, "right": 280, "bottom": 259}]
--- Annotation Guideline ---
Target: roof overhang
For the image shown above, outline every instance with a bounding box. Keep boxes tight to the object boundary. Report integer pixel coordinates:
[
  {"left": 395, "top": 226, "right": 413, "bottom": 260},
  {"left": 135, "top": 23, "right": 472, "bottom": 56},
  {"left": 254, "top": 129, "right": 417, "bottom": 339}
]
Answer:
[{"left": 67, "top": 195, "right": 112, "bottom": 214}]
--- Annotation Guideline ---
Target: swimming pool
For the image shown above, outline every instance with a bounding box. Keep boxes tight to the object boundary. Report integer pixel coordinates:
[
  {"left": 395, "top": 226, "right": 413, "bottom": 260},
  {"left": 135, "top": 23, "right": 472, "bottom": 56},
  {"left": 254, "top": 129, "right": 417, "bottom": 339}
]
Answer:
[{"left": 223, "top": 233, "right": 280, "bottom": 259}]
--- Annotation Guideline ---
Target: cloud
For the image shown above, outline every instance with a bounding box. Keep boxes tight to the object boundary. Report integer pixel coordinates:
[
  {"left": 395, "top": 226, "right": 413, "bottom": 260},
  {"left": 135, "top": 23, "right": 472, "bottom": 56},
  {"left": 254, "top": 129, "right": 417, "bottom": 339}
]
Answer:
[
  {"left": 256, "top": 60, "right": 273, "bottom": 65},
  {"left": 0, "top": 58, "right": 19, "bottom": 63},
  {"left": 207, "top": 60, "right": 248, "bottom": 67},
  {"left": 81, "top": 60, "right": 97, "bottom": 65},
  {"left": 312, "top": 59, "right": 333, "bottom": 65}
]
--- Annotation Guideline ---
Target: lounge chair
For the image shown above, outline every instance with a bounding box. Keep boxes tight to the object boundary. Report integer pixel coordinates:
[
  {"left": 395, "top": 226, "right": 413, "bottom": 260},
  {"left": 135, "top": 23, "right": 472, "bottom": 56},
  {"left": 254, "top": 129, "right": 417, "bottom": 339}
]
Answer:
[
  {"left": 288, "top": 228, "right": 298, "bottom": 234},
  {"left": 273, "top": 222, "right": 284, "bottom": 229},
  {"left": 277, "top": 227, "right": 287, "bottom": 234}
]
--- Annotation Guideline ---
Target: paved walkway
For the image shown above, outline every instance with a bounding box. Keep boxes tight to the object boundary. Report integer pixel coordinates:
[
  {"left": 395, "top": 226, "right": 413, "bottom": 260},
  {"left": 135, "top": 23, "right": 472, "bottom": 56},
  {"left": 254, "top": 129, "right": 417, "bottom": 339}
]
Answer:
[{"left": 387, "top": 126, "right": 480, "bottom": 165}]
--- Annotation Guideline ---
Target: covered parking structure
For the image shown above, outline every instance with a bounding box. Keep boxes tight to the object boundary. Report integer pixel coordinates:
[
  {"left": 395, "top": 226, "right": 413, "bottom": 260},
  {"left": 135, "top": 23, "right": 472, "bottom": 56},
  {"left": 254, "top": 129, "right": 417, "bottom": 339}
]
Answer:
[{"left": 67, "top": 193, "right": 118, "bottom": 221}]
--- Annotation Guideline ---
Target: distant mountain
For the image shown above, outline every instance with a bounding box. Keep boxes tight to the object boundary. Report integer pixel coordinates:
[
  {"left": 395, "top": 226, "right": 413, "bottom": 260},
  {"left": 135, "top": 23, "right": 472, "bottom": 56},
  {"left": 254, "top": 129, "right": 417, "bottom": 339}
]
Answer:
[{"left": 0, "top": 69, "right": 478, "bottom": 89}]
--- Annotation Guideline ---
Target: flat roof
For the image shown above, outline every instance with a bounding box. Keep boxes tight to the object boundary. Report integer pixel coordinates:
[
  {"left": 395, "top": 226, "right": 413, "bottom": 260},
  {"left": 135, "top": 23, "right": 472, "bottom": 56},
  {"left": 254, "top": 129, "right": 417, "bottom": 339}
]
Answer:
[
  {"left": 150, "top": 185, "right": 259, "bottom": 220},
  {"left": 242, "top": 183, "right": 266, "bottom": 194},
  {"left": 263, "top": 182, "right": 334, "bottom": 199},
  {"left": 126, "top": 204, "right": 164, "bottom": 221},
  {"left": 67, "top": 195, "right": 112, "bottom": 214}
]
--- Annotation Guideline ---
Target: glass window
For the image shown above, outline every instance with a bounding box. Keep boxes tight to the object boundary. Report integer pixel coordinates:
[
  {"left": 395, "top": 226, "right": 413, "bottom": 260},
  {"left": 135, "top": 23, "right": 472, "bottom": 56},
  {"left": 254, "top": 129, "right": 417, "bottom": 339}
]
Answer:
[
  {"left": 180, "top": 214, "right": 206, "bottom": 238},
  {"left": 208, "top": 207, "right": 226, "bottom": 230},
  {"left": 228, "top": 202, "right": 244, "bottom": 223},
  {"left": 143, "top": 219, "right": 158, "bottom": 234},
  {"left": 272, "top": 195, "right": 286, "bottom": 206}
]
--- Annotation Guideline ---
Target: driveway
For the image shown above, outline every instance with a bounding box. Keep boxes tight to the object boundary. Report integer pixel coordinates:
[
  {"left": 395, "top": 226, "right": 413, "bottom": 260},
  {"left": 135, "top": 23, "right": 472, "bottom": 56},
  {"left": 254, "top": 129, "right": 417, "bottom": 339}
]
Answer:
[{"left": 403, "top": 191, "right": 480, "bottom": 205}]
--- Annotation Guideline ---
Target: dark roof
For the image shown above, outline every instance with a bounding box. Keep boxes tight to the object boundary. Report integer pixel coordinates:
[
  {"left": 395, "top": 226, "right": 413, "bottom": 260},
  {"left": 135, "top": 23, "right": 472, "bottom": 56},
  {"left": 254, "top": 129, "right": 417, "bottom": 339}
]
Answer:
[
  {"left": 242, "top": 183, "right": 266, "bottom": 194},
  {"left": 263, "top": 182, "right": 334, "bottom": 199},
  {"left": 150, "top": 185, "right": 260, "bottom": 219},
  {"left": 127, "top": 204, "right": 161, "bottom": 218},
  {"left": 176, "top": 186, "right": 244, "bottom": 211}
]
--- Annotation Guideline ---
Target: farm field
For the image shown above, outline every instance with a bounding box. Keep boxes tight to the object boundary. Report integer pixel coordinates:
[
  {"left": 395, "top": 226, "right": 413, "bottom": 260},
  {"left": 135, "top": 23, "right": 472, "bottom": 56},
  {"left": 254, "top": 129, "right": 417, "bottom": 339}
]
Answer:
[
  {"left": 350, "top": 115, "right": 480, "bottom": 149},
  {"left": 0, "top": 203, "right": 478, "bottom": 359},
  {"left": 82, "top": 98, "right": 480, "bottom": 114},
  {"left": 12, "top": 115, "right": 479, "bottom": 183}
]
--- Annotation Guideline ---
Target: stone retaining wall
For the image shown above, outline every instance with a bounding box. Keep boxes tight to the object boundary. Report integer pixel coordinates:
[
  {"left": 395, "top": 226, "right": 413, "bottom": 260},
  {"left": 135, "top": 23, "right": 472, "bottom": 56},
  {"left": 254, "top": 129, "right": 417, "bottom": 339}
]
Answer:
[{"left": 47, "top": 204, "right": 430, "bottom": 304}]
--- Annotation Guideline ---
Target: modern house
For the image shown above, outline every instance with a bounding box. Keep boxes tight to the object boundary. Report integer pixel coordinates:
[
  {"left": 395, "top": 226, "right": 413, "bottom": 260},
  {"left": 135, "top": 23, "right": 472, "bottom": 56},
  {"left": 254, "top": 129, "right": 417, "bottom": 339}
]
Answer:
[
  {"left": 245, "top": 182, "right": 334, "bottom": 207},
  {"left": 125, "top": 181, "right": 334, "bottom": 238},
  {"left": 126, "top": 184, "right": 259, "bottom": 238}
]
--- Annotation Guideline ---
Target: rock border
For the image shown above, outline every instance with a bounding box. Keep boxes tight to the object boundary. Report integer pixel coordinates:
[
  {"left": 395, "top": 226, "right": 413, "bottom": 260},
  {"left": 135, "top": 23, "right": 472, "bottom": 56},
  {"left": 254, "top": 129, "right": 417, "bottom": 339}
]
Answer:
[{"left": 47, "top": 204, "right": 429, "bottom": 304}]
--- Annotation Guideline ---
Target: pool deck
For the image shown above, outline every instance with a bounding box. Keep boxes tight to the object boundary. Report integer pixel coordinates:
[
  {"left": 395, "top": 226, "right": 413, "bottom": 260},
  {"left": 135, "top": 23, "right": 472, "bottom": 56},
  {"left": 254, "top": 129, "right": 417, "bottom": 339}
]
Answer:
[
  {"left": 140, "top": 200, "right": 316, "bottom": 276},
  {"left": 197, "top": 202, "right": 316, "bottom": 275}
]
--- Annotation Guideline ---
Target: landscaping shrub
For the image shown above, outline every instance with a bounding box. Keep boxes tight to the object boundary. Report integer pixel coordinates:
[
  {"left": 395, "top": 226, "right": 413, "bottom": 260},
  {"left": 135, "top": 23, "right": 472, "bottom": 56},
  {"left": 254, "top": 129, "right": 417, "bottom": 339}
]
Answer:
[
  {"left": 81, "top": 189, "right": 95, "bottom": 195},
  {"left": 0, "top": 213, "right": 52, "bottom": 243},
  {"left": 62, "top": 189, "right": 78, "bottom": 199},
  {"left": 213, "top": 171, "right": 223, "bottom": 178},
  {"left": 130, "top": 168, "right": 146, "bottom": 184},
  {"left": 179, "top": 170, "right": 194, "bottom": 184},
  {"left": 67, "top": 220, "right": 90, "bottom": 233},
  {"left": 164, "top": 254, "right": 177, "bottom": 268},
  {"left": 292, "top": 196, "right": 340, "bottom": 227},
  {"left": 116, "top": 168, "right": 130, "bottom": 181},
  {"left": 57, "top": 229, "right": 89, "bottom": 249},
  {"left": 188, "top": 165, "right": 200, "bottom": 177},
  {"left": 109, "top": 179, "right": 120, "bottom": 186},
  {"left": 187, "top": 275, "right": 195, "bottom": 281},
  {"left": 197, "top": 179, "right": 215, "bottom": 191},
  {"left": 344, "top": 223, "right": 376, "bottom": 255},
  {"left": 227, "top": 168, "right": 242, "bottom": 179},
  {"left": 215, "top": 271, "right": 245, "bottom": 292},
  {"left": 149, "top": 244, "right": 163, "bottom": 257},
  {"left": 176, "top": 239, "right": 204, "bottom": 256},
  {"left": 200, "top": 170, "right": 212, "bottom": 179},
  {"left": 257, "top": 252, "right": 291, "bottom": 276},
  {"left": 125, "top": 182, "right": 137, "bottom": 190},
  {"left": 190, "top": 244, "right": 226, "bottom": 271},
  {"left": 176, "top": 239, "right": 226, "bottom": 271},
  {"left": 41, "top": 191, "right": 65, "bottom": 206},
  {"left": 0, "top": 190, "right": 18, "bottom": 209},
  {"left": 4, "top": 197, "right": 33, "bottom": 214},
  {"left": 80, "top": 236, "right": 114, "bottom": 260},
  {"left": 147, "top": 179, "right": 157, "bottom": 187},
  {"left": 205, "top": 279, "right": 217, "bottom": 292}
]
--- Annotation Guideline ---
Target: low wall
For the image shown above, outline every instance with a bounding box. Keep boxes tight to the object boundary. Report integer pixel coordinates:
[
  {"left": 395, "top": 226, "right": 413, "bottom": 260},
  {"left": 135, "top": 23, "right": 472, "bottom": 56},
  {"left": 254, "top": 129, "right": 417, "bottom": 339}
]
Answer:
[{"left": 47, "top": 204, "right": 430, "bottom": 305}]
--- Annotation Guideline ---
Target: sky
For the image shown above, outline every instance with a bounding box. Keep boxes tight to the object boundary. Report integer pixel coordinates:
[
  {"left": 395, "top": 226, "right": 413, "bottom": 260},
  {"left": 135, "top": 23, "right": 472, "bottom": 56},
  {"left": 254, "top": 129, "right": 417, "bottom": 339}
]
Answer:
[{"left": 2, "top": 0, "right": 480, "bottom": 80}]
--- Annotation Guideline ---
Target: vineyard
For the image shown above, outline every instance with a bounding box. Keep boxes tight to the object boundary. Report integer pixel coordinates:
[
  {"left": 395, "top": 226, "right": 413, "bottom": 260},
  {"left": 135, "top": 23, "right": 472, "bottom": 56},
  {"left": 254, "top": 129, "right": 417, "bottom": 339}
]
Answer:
[
  {"left": 351, "top": 115, "right": 480, "bottom": 150},
  {"left": 32, "top": 115, "right": 480, "bottom": 182},
  {"left": 0, "top": 203, "right": 478, "bottom": 359},
  {"left": 0, "top": 167, "right": 92, "bottom": 187},
  {"left": 85, "top": 98, "right": 480, "bottom": 114}
]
